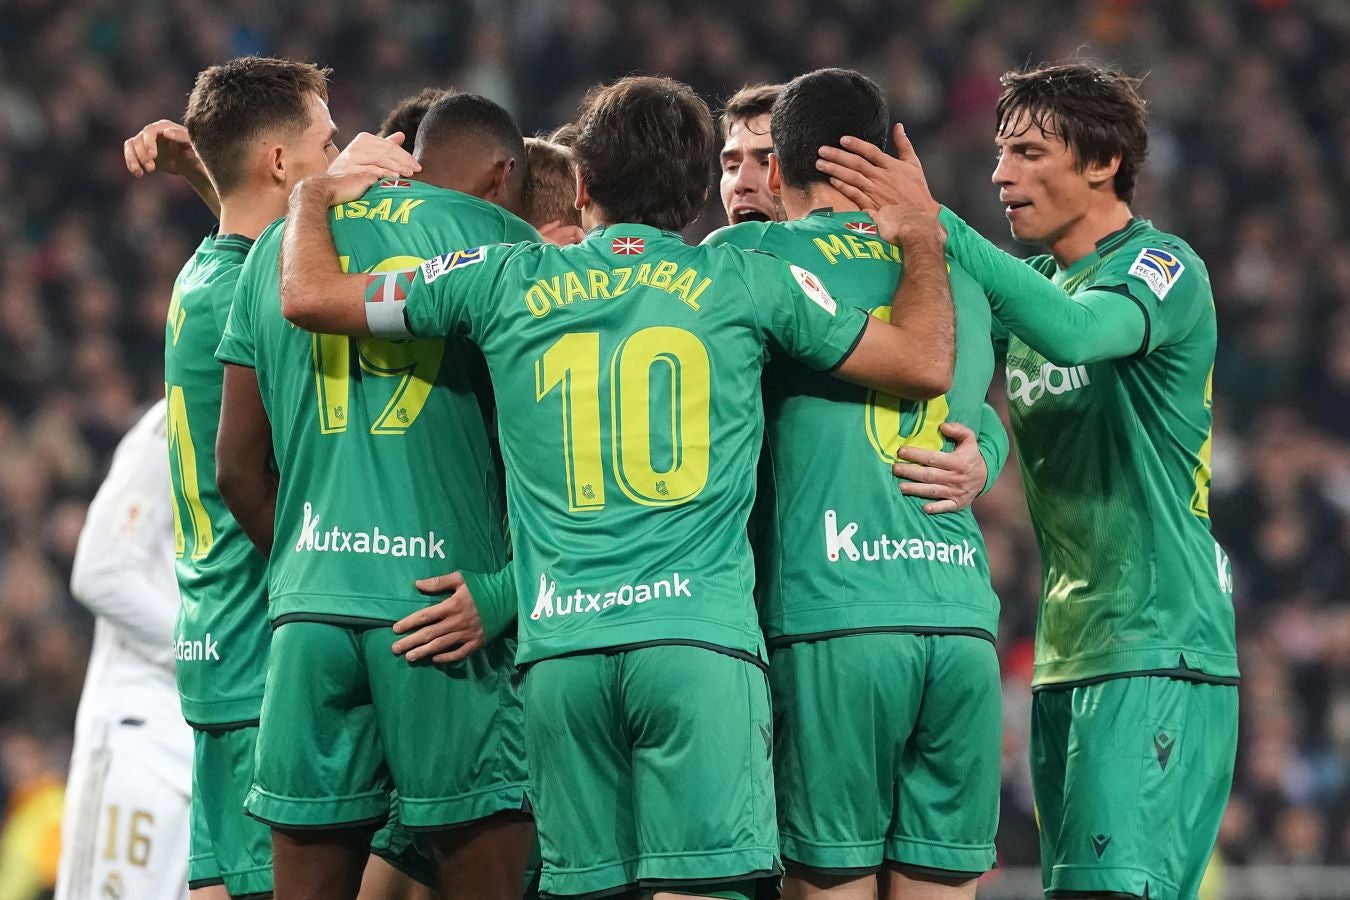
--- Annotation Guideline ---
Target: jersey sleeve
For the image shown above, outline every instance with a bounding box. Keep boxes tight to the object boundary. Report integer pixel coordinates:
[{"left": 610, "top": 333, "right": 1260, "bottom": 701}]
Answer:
[
  {"left": 70, "top": 403, "right": 178, "bottom": 668},
  {"left": 216, "top": 231, "right": 277, "bottom": 367},
  {"left": 975, "top": 402, "right": 1009, "bottom": 495},
  {"left": 387, "top": 243, "right": 514, "bottom": 341},
  {"left": 1091, "top": 242, "right": 1210, "bottom": 354},
  {"left": 939, "top": 207, "right": 1147, "bottom": 366},
  {"left": 742, "top": 252, "right": 869, "bottom": 371}
]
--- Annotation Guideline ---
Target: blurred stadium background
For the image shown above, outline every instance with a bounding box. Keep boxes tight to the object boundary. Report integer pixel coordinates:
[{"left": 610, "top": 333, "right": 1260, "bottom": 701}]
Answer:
[{"left": 0, "top": 0, "right": 1348, "bottom": 897}]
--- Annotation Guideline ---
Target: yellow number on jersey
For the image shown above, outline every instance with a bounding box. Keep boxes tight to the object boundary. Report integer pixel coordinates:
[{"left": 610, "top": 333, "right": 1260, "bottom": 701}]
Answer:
[
  {"left": 1190, "top": 366, "right": 1214, "bottom": 519},
  {"left": 165, "top": 383, "right": 213, "bottom": 559},
  {"left": 863, "top": 306, "right": 949, "bottom": 462},
  {"left": 536, "top": 327, "right": 712, "bottom": 510},
  {"left": 312, "top": 255, "right": 444, "bottom": 435}
]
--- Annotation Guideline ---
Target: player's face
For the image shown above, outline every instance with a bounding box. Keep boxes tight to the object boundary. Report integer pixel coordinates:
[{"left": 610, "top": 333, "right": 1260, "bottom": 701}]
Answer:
[
  {"left": 719, "top": 113, "right": 778, "bottom": 224},
  {"left": 283, "top": 93, "right": 340, "bottom": 190},
  {"left": 992, "top": 110, "right": 1093, "bottom": 247}
]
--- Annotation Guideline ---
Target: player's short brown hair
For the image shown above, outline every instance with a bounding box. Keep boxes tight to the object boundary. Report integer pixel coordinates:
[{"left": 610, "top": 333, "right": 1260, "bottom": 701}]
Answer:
[
  {"left": 184, "top": 56, "right": 330, "bottom": 195},
  {"left": 720, "top": 83, "right": 782, "bottom": 139},
  {"left": 997, "top": 63, "right": 1149, "bottom": 203},
  {"left": 378, "top": 87, "right": 452, "bottom": 143},
  {"left": 523, "top": 138, "right": 580, "bottom": 229},
  {"left": 548, "top": 122, "right": 578, "bottom": 148},
  {"left": 572, "top": 76, "right": 715, "bottom": 232}
]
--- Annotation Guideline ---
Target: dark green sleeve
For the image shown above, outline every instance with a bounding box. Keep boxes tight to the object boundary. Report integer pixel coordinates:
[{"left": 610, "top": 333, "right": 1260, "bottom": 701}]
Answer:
[
  {"left": 939, "top": 207, "right": 1146, "bottom": 365},
  {"left": 975, "top": 403, "right": 1008, "bottom": 495},
  {"left": 461, "top": 564, "right": 517, "bottom": 645}
]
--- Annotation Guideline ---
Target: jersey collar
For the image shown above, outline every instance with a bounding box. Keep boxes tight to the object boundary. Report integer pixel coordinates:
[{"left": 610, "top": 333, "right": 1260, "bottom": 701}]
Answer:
[
  {"left": 584, "top": 223, "right": 685, "bottom": 241},
  {"left": 1094, "top": 216, "right": 1150, "bottom": 255}
]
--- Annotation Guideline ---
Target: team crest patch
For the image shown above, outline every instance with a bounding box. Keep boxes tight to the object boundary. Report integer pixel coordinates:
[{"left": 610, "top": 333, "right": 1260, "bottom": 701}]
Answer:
[
  {"left": 421, "top": 248, "right": 485, "bottom": 283},
  {"left": 790, "top": 264, "right": 836, "bottom": 315},
  {"left": 612, "top": 237, "right": 644, "bottom": 255},
  {"left": 1128, "top": 248, "right": 1185, "bottom": 300},
  {"left": 845, "top": 221, "right": 878, "bottom": 236},
  {"left": 379, "top": 179, "right": 412, "bottom": 188}
]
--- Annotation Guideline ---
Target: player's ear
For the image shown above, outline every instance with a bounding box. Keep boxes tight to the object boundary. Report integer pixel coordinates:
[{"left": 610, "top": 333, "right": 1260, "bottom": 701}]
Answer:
[
  {"left": 488, "top": 155, "right": 514, "bottom": 201},
  {"left": 1085, "top": 152, "right": 1121, "bottom": 189},
  {"left": 265, "top": 143, "right": 287, "bottom": 187},
  {"left": 574, "top": 164, "right": 590, "bottom": 212},
  {"left": 768, "top": 153, "right": 783, "bottom": 196}
]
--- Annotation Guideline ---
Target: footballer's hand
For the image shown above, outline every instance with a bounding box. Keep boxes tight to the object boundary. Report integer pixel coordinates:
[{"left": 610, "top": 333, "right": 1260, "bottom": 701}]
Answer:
[
  {"left": 391, "top": 571, "right": 486, "bottom": 665},
  {"left": 816, "top": 124, "right": 940, "bottom": 217},
  {"left": 537, "top": 220, "right": 586, "bottom": 246},
  {"left": 124, "top": 119, "right": 204, "bottom": 178},
  {"left": 298, "top": 170, "right": 386, "bottom": 207},
  {"left": 328, "top": 131, "right": 420, "bottom": 180},
  {"left": 893, "top": 421, "right": 985, "bottom": 514}
]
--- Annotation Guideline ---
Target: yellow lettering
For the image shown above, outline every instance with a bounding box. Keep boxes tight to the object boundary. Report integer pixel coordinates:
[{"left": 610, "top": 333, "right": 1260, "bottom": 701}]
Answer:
[
  {"left": 564, "top": 271, "right": 587, "bottom": 304},
  {"left": 366, "top": 198, "right": 394, "bottom": 220},
  {"left": 684, "top": 277, "right": 711, "bottom": 310},
  {"left": 669, "top": 267, "right": 697, "bottom": 301},
  {"left": 525, "top": 285, "right": 550, "bottom": 318},
  {"left": 613, "top": 268, "right": 633, "bottom": 296},
  {"left": 633, "top": 263, "right": 652, "bottom": 285},
  {"left": 650, "top": 260, "right": 678, "bottom": 290},
  {"left": 813, "top": 234, "right": 853, "bottom": 264},
  {"left": 345, "top": 199, "right": 369, "bottom": 218},
  {"left": 540, "top": 276, "right": 565, "bottom": 308},
  {"left": 863, "top": 239, "right": 900, "bottom": 262},
  {"left": 390, "top": 198, "right": 424, "bottom": 224},
  {"left": 332, "top": 205, "right": 345, "bottom": 220},
  {"left": 844, "top": 234, "right": 868, "bottom": 258},
  {"left": 587, "top": 269, "right": 612, "bottom": 299}
]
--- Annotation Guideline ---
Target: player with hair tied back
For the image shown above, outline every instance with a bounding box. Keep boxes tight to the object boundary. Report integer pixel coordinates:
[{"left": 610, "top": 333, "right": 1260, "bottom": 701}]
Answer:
[
  {"left": 278, "top": 74, "right": 956, "bottom": 900},
  {"left": 819, "top": 62, "right": 1238, "bottom": 900},
  {"left": 708, "top": 67, "right": 1003, "bottom": 900}
]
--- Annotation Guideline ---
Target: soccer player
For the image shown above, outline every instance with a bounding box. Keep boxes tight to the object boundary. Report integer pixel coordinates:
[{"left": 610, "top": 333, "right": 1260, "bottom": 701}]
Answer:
[
  {"left": 378, "top": 87, "right": 452, "bottom": 143},
  {"left": 215, "top": 92, "right": 538, "bottom": 900},
  {"left": 523, "top": 137, "right": 583, "bottom": 236},
  {"left": 153, "top": 57, "right": 419, "bottom": 898},
  {"left": 716, "top": 83, "right": 1004, "bottom": 516},
  {"left": 707, "top": 68, "right": 1001, "bottom": 900},
  {"left": 56, "top": 401, "right": 197, "bottom": 900},
  {"left": 278, "top": 74, "right": 955, "bottom": 900},
  {"left": 719, "top": 83, "right": 782, "bottom": 225},
  {"left": 819, "top": 63, "right": 1239, "bottom": 900}
]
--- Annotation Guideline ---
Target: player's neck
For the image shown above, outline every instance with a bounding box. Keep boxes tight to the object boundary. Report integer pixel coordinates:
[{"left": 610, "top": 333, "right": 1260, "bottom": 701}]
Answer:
[
  {"left": 1045, "top": 198, "right": 1134, "bottom": 268},
  {"left": 218, "top": 187, "right": 289, "bottom": 240},
  {"left": 781, "top": 183, "right": 860, "bottom": 221}
]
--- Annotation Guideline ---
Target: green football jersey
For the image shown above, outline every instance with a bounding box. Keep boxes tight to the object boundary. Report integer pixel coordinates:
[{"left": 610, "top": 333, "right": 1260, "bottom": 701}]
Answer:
[
  {"left": 706, "top": 211, "right": 999, "bottom": 643},
  {"left": 217, "top": 181, "right": 536, "bottom": 624},
  {"left": 379, "top": 224, "right": 869, "bottom": 665},
  {"left": 164, "top": 232, "right": 269, "bottom": 727},
  {"left": 942, "top": 210, "right": 1238, "bottom": 686}
]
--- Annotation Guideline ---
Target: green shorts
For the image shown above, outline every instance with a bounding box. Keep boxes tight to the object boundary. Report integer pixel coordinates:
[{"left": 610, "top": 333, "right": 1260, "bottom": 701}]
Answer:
[
  {"left": 190, "top": 725, "right": 273, "bottom": 897},
  {"left": 769, "top": 633, "right": 1000, "bottom": 877},
  {"left": 523, "top": 645, "right": 780, "bottom": 898},
  {"left": 246, "top": 621, "right": 528, "bottom": 831},
  {"left": 1031, "top": 676, "right": 1238, "bottom": 899},
  {"left": 369, "top": 799, "right": 436, "bottom": 887}
]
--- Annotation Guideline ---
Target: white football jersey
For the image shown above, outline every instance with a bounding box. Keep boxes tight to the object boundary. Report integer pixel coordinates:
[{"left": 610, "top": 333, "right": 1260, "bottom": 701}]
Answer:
[{"left": 56, "top": 400, "right": 193, "bottom": 900}]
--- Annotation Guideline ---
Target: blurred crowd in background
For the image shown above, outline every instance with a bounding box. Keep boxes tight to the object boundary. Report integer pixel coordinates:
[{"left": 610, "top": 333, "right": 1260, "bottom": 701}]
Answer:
[{"left": 0, "top": 0, "right": 1348, "bottom": 892}]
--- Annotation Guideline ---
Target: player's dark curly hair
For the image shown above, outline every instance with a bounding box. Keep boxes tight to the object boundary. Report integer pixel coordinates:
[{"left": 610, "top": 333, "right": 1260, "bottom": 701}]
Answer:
[
  {"left": 378, "top": 86, "right": 452, "bottom": 144},
  {"left": 771, "top": 68, "right": 887, "bottom": 191},
  {"left": 572, "top": 76, "right": 715, "bottom": 231},
  {"left": 997, "top": 63, "right": 1149, "bottom": 203},
  {"left": 184, "top": 56, "right": 330, "bottom": 195}
]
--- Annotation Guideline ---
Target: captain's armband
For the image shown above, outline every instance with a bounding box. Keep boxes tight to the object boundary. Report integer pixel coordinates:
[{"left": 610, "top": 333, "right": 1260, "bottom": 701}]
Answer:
[{"left": 364, "top": 270, "right": 415, "bottom": 338}]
